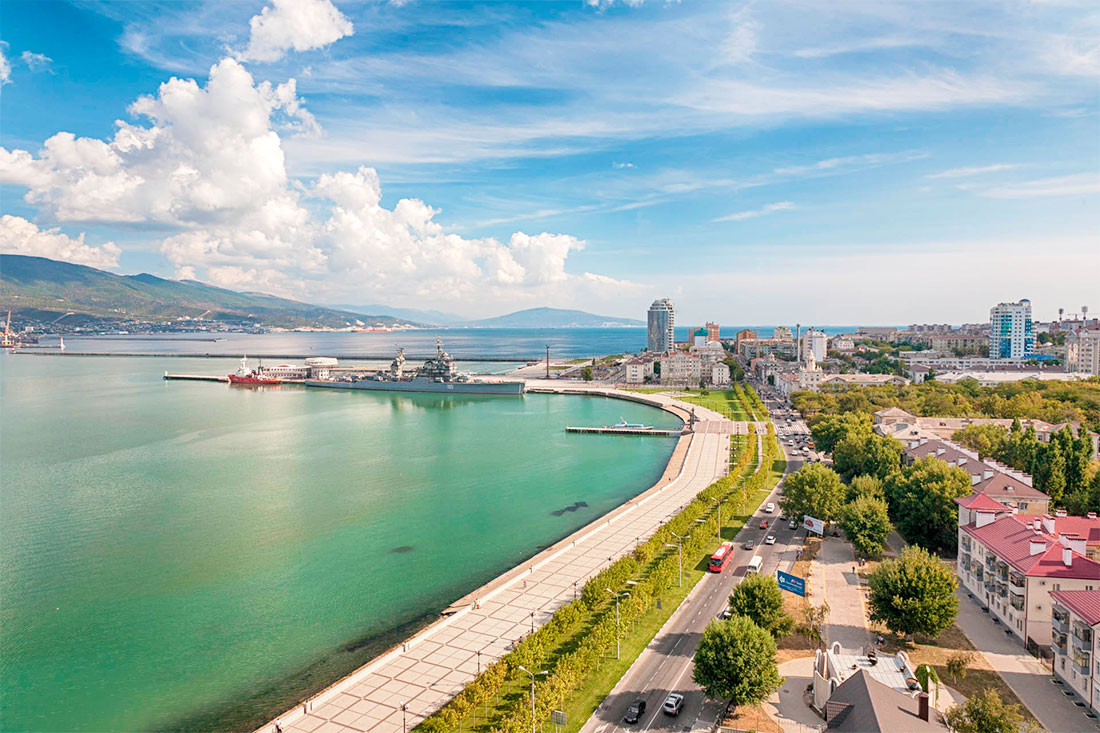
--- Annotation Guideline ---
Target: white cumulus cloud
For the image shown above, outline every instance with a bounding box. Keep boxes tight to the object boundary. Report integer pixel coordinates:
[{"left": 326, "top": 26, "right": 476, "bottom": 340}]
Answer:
[
  {"left": 238, "top": 0, "right": 354, "bottom": 63},
  {"left": 20, "top": 51, "right": 52, "bottom": 71},
  {"left": 0, "top": 215, "right": 122, "bottom": 269}
]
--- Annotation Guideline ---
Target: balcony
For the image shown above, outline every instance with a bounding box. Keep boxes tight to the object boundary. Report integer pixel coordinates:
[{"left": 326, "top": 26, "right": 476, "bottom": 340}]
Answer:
[
  {"left": 996, "top": 582, "right": 1007, "bottom": 599},
  {"left": 1053, "top": 632, "right": 1068, "bottom": 653},
  {"left": 1010, "top": 592, "right": 1024, "bottom": 611},
  {"left": 986, "top": 556, "right": 997, "bottom": 572},
  {"left": 1072, "top": 649, "right": 1091, "bottom": 675},
  {"left": 959, "top": 554, "right": 970, "bottom": 572},
  {"left": 1009, "top": 571, "right": 1025, "bottom": 590},
  {"left": 1072, "top": 628, "right": 1094, "bottom": 652},
  {"left": 975, "top": 566, "right": 984, "bottom": 581},
  {"left": 961, "top": 537, "right": 972, "bottom": 552},
  {"left": 1053, "top": 612, "right": 1070, "bottom": 634}
]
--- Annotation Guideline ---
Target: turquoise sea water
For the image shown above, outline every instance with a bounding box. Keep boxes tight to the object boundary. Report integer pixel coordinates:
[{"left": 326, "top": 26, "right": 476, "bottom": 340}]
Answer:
[{"left": 0, "top": 355, "right": 679, "bottom": 731}]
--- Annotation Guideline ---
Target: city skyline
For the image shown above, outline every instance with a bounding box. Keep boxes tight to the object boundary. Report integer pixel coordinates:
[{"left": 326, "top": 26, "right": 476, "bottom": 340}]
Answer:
[{"left": 1, "top": 0, "right": 1098, "bottom": 324}]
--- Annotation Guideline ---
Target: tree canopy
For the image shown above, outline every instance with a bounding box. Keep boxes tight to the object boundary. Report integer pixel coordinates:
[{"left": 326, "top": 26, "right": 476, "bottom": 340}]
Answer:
[
  {"left": 692, "top": 616, "right": 783, "bottom": 706},
  {"left": 868, "top": 546, "right": 958, "bottom": 638},
  {"left": 832, "top": 432, "right": 902, "bottom": 481},
  {"left": 883, "top": 457, "right": 972, "bottom": 553},
  {"left": 728, "top": 574, "right": 794, "bottom": 638},
  {"left": 779, "top": 464, "right": 846, "bottom": 523},
  {"left": 840, "top": 496, "right": 892, "bottom": 558},
  {"left": 809, "top": 412, "right": 871, "bottom": 453},
  {"left": 944, "top": 688, "right": 1030, "bottom": 733}
]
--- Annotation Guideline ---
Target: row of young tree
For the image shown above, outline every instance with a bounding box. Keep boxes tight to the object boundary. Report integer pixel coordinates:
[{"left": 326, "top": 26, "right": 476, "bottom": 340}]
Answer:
[
  {"left": 418, "top": 429, "right": 781, "bottom": 731},
  {"left": 953, "top": 419, "right": 1100, "bottom": 514}
]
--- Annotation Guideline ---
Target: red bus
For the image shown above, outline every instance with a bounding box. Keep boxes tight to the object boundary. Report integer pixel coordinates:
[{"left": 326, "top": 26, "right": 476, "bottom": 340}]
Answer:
[{"left": 708, "top": 541, "right": 735, "bottom": 573}]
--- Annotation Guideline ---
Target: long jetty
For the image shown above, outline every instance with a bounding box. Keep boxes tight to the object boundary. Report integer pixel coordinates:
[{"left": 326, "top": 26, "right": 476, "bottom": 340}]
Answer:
[{"left": 565, "top": 426, "right": 682, "bottom": 436}]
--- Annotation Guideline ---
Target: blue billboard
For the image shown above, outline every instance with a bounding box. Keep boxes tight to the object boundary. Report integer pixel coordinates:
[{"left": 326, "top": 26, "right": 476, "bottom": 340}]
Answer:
[{"left": 777, "top": 570, "right": 806, "bottom": 597}]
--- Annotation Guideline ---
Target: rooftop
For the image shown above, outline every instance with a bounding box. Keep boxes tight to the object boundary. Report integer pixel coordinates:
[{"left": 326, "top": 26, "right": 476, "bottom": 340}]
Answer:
[
  {"left": 826, "top": 671, "right": 946, "bottom": 731},
  {"left": 1051, "top": 590, "right": 1100, "bottom": 627},
  {"left": 972, "top": 473, "right": 1049, "bottom": 501},
  {"left": 961, "top": 514, "right": 1100, "bottom": 578}
]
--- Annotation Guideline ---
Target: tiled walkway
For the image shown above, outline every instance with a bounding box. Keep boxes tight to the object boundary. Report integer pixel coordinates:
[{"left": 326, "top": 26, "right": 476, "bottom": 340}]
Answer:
[{"left": 261, "top": 393, "right": 737, "bottom": 733}]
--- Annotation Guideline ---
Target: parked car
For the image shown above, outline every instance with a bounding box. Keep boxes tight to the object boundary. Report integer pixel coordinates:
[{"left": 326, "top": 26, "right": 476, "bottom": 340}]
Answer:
[
  {"left": 759, "top": 519, "right": 768, "bottom": 529},
  {"left": 744, "top": 539, "right": 755, "bottom": 550},
  {"left": 717, "top": 606, "right": 733, "bottom": 620},
  {"left": 788, "top": 519, "right": 798, "bottom": 530},
  {"left": 624, "top": 699, "right": 646, "bottom": 724},
  {"left": 765, "top": 535, "right": 776, "bottom": 545},
  {"left": 662, "top": 693, "right": 685, "bottom": 716},
  {"left": 765, "top": 502, "right": 775, "bottom": 513}
]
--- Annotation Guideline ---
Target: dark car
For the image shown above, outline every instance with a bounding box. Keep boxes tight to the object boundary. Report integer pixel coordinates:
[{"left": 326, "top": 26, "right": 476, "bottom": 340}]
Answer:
[{"left": 624, "top": 699, "right": 646, "bottom": 724}]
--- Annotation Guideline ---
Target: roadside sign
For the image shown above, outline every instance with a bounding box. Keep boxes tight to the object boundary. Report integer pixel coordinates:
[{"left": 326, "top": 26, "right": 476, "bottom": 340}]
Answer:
[
  {"left": 803, "top": 515, "right": 824, "bottom": 535},
  {"left": 777, "top": 570, "right": 806, "bottom": 596},
  {"left": 551, "top": 710, "right": 567, "bottom": 726}
]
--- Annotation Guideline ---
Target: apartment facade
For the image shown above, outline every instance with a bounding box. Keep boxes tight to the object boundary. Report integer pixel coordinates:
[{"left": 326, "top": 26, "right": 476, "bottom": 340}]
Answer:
[
  {"left": 1050, "top": 589, "right": 1099, "bottom": 715},
  {"left": 705, "top": 321, "right": 721, "bottom": 343},
  {"left": 956, "top": 500, "right": 1100, "bottom": 656},
  {"left": 802, "top": 328, "right": 827, "bottom": 362},
  {"left": 990, "top": 299, "right": 1035, "bottom": 359},
  {"left": 1066, "top": 329, "right": 1100, "bottom": 376},
  {"left": 647, "top": 298, "right": 675, "bottom": 353}
]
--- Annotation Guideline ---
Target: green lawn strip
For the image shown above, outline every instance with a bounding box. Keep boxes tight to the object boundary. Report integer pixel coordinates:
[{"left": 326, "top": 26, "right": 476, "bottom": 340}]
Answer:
[
  {"left": 425, "top": 430, "right": 769, "bottom": 732},
  {"left": 677, "top": 389, "right": 751, "bottom": 421}
]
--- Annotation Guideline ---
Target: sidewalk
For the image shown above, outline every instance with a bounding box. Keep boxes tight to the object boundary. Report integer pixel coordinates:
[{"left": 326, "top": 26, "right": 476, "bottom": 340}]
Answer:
[
  {"left": 808, "top": 536, "right": 872, "bottom": 651},
  {"left": 955, "top": 589, "right": 1096, "bottom": 733}
]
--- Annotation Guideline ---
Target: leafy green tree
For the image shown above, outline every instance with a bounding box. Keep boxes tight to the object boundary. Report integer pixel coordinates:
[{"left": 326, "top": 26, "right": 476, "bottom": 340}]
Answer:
[
  {"left": 581, "top": 366, "right": 593, "bottom": 382},
  {"left": 810, "top": 412, "right": 871, "bottom": 453},
  {"left": 728, "top": 574, "right": 794, "bottom": 638},
  {"left": 779, "top": 464, "right": 845, "bottom": 523},
  {"left": 952, "top": 423, "right": 1008, "bottom": 459},
  {"left": 846, "top": 474, "right": 883, "bottom": 502},
  {"left": 833, "top": 432, "right": 902, "bottom": 481},
  {"left": 868, "top": 546, "right": 958, "bottom": 638},
  {"left": 883, "top": 457, "right": 971, "bottom": 553},
  {"left": 945, "top": 688, "right": 1029, "bottom": 733},
  {"left": 840, "top": 496, "right": 892, "bottom": 558},
  {"left": 692, "top": 616, "right": 782, "bottom": 705},
  {"left": 946, "top": 651, "right": 973, "bottom": 684}
]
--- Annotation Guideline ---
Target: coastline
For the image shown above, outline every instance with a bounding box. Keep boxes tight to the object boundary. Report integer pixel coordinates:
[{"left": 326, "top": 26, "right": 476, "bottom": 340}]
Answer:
[{"left": 254, "top": 383, "right": 736, "bottom": 733}]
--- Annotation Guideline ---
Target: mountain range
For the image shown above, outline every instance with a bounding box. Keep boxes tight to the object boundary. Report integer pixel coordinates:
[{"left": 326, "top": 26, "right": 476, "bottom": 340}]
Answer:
[
  {"left": 0, "top": 255, "right": 405, "bottom": 329},
  {"left": 0, "top": 255, "right": 645, "bottom": 330}
]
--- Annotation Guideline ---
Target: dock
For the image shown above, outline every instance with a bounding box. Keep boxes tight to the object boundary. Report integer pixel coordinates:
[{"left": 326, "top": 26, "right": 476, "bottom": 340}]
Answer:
[
  {"left": 565, "top": 426, "right": 683, "bottom": 436},
  {"left": 163, "top": 373, "right": 229, "bottom": 382}
]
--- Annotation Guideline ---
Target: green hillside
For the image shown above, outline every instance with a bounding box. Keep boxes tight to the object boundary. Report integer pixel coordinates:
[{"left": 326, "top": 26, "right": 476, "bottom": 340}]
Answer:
[{"left": 0, "top": 255, "right": 405, "bottom": 329}]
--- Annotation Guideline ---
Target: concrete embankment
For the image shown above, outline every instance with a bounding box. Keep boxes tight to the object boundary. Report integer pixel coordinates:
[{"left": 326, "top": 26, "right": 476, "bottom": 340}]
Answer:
[{"left": 254, "top": 386, "right": 740, "bottom": 733}]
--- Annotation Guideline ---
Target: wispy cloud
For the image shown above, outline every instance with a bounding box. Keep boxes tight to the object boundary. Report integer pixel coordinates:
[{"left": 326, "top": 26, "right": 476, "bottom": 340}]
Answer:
[
  {"left": 612, "top": 161, "right": 635, "bottom": 169},
  {"left": 926, "top": 163, "right": 1018, "bottom": 179},
  {"left": 713, "top": 201, "right": 795, "bottom": 222},
  {"left": 966, "top": 173, "right": 1100, "bottom": 199},
  {"left": 20, "top": 51, "right": 52, "bottom": 72},
  {"left": 793, "top": 36, "right": 923, "bottom": 59}
]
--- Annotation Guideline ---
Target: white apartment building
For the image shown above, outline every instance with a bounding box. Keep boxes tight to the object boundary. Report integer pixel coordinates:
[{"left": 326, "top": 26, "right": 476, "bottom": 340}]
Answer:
[
  {"left": 773, "top": 325, "right": 793, "bottom": 340},
  {"left": 956, "top": 498, "right": 1100, "bottom": 656},
  {"left": 1050, "top": 589, "right": 1099, "bottom": 715},
  {"left": 801, "top": 328, "right": 827, "bottom": 363},
  {"left": 990, "top": 299, "right": 1035, "bottom": 359},
  {"left": 660, "top": 351, "right": 703, "bottom": 384},
  {"left": 1066, "top": 329, "right": 1100, "bottom": 376}
]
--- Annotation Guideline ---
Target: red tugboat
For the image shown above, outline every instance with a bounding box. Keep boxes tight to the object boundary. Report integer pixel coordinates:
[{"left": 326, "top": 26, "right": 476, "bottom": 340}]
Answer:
[{"left": 227, "top": 357, "right": 282, "bottom": 385}]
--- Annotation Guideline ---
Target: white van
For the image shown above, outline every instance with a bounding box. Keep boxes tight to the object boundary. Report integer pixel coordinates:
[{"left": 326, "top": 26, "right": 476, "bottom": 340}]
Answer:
[
  {"left": 746, "top": 556, "right": 763, "bottom": 574},
  {"left": 765, "top": 502, "right": 775, "bottom": 513}
]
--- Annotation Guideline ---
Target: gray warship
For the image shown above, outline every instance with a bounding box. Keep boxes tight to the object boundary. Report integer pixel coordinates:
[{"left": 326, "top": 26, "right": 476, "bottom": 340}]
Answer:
[{"left": 304, "top": 339, "right": 526, "bottom": 395}]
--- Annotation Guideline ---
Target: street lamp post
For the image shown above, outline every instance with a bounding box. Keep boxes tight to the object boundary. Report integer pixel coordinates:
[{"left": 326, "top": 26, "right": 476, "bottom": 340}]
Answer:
[
  {"left": 666, "top": 530, "right": 683, "bottom": 587},
  {"left": 605, "top": 588, "right": 629, "bottom": 659},
  {"left": 399, "top": 702, "right": 407, "bottom": 733},
  {"left": 714, "top": 498, "right": 725, "bottom": 541},
  {"left": 517, "top": 665, "right": 548, "bottom": 733}
]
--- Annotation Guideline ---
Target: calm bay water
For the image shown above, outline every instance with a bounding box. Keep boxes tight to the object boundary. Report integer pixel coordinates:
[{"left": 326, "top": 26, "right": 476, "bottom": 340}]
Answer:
[
  {"left": 44, "top": 325, "right": 865, "bottom": 360},
  {"left": 0, "top": 355, "right": 679, "bottom": 731}
]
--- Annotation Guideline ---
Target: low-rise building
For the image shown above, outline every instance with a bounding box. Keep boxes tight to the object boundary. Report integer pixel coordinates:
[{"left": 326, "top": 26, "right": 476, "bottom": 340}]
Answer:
[
  {"left": 819, "top": 373, "right": 909, "bottom": 388},
  {"left": 956, "top": 500, "right": 1100, "bottom": 656},
  {"left": 931, "top": 332, "right": 990, "bottom": 353},
  {"left": 831, "top": 337, "right": 855, "bottom": 352},
  {"left": 931, "top": 370, "right": 1096, "bottom": 387},
  {"left": 738, "top": 337, "right": 798, "bottom": 361},
  {"left": 1050, "top": 589, "right": 1100, "bottom": 715},
  {"left": 624, "top": 354, "right": 657, "bottom": 384}
]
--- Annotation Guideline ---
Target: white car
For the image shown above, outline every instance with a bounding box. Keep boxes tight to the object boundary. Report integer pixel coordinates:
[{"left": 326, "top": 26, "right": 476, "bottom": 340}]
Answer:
[
  {"left": 662, "top": 693, "right": 685, "bottom": 716},
  {"left": 765, "top": 535, "right": 776, "bottom": 545},
  {"left": 765, "top": 502, "right": 775, "bottom": 513}
]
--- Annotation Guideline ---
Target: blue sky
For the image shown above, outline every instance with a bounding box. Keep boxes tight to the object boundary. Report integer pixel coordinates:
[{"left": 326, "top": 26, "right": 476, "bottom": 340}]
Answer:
[{"left": 1, "top": 0, "right": 1098, "bottom": 324}]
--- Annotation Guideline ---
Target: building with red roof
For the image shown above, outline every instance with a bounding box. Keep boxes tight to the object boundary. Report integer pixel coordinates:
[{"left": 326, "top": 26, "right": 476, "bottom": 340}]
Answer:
[
  {"left": 1050, "top": 589, "right": 1100, "bottom": 715},
  {"left": 956, "top": 498, "right": 1100, "bottom": 654}
]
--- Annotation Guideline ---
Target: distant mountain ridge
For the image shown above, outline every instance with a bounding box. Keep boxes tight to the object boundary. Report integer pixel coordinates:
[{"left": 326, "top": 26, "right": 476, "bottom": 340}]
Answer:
[
  {"left": 334, "top": 303, "right": 466, "bottom": 325},
  {"left": 0, "top": 255, "right": 408, "bottom": 329},
  {"left": 461, "top": 307, "right": 643, "bottom": 328}
]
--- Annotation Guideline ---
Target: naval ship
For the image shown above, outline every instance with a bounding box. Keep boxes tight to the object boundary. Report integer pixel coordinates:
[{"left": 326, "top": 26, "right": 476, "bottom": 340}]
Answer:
[{"left": 304, "top": 339, "right": 526, "bottom": 395}]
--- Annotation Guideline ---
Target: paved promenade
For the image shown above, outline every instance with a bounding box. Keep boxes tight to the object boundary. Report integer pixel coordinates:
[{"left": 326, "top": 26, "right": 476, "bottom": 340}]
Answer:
[{"left": 260, "top": 390, "right": 737, "bottom": 733}]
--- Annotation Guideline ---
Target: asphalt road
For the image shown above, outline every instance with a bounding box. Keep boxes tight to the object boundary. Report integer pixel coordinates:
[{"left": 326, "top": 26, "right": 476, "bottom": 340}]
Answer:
[{"left": 581, "top": 399, "right": 809, "bottom": 733}]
